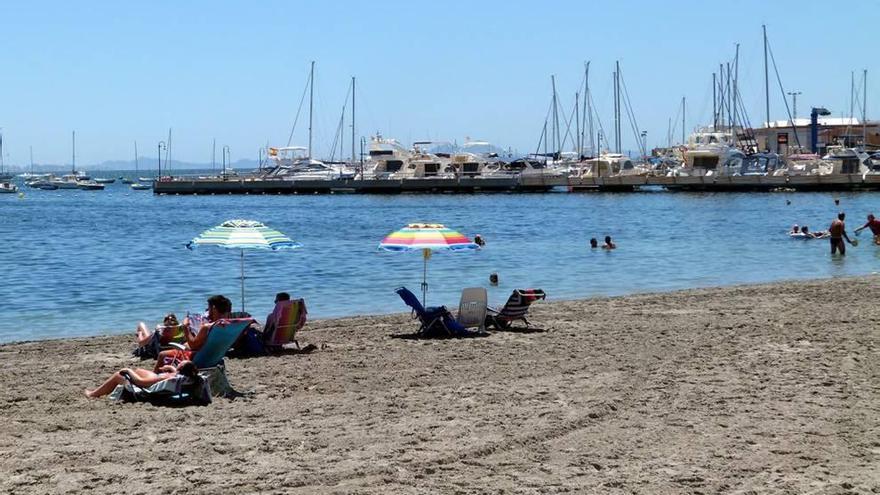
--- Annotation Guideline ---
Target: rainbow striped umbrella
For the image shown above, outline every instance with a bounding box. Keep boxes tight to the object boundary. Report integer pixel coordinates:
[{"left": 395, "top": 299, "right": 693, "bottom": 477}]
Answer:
[
  {"left": 379, "top": 223, "right": 479, "bottom": 305},
  {"left": 187, "top": 219, "right": 301, "bottom": 311}
]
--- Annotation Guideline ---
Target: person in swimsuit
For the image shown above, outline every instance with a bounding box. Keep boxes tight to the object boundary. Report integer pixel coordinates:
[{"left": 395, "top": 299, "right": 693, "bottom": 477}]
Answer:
[
  {"left": 153, "top": 295, "right": 232, "bottom": 372},
  {"left": 85, "top": 360, "right": 197, "bottom": 398},
  {"left": 854, "top": 213, "right": 880, "bottom": 245},
  {"left": 829, "top": 212, "right": 853, "bottom": 255},
  {"left": 602, "top": 235, "right": 616, "bottom": 249},
  {"left": 135, "top": 313, "right": 185, "bottom": 347}
]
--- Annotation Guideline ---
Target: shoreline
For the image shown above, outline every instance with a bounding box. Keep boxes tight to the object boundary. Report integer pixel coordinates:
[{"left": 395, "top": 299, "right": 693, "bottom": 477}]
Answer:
[
  {"left": 4, "top": 273, "right": 876, "bottom": 347},
  {"left": 2, "top": 276, "right": 878, "bottom": 493}
]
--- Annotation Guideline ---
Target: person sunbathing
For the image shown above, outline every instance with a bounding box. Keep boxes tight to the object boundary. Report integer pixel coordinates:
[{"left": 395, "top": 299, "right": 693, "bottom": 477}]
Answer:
[
  {"left": 154, "top": 295, "right": 232, "bottom": 372},
  {"left": 135, "top": 313, "right": 186, "bottom": 347},
  {"left": 85, "top": 360, "right": 197, "bottom": 398}
]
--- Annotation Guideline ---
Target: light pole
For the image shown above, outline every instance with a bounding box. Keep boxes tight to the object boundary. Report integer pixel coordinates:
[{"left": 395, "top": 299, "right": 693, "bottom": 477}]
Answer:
[
  {"left": 222, "top": 145, "right": 230, "bottom": 176},
  {"left": 787, "top": 91, "right": 802, "bottom": 121},
  {"left": 640, "top": 131, "right": 648, "bottom": 158},
  {"left": 157, "top": 141, "right": 166, "bottom": 178}
]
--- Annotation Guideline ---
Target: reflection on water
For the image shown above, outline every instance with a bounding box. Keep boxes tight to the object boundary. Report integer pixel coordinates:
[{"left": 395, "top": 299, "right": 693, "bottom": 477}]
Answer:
[{"left": 2, "top": 178, "right": 879, "bottom": 342}]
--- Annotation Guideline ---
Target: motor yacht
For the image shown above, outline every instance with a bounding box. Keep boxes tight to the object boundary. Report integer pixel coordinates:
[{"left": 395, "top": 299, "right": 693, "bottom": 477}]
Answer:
[
  {"left": 364, "top": 135, "right": 411, "bottom": 179},
  {"left": 262, "top": 146, "right": 354, "bottom": 180},
  {"left": 671, "top": 129, "right": 744, "bottom": 177}
]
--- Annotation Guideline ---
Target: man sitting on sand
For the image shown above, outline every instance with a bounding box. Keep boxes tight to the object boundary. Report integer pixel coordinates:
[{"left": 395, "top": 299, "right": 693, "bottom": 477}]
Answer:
[
  {"left": 86, "top": 360, "right": 197, "bottom": 399},
  {"left": 154, "top": 295, "right": 232, "bottom": 371},
  {"left": 854, "top": 213, "right": 880, "bottom": 245}
]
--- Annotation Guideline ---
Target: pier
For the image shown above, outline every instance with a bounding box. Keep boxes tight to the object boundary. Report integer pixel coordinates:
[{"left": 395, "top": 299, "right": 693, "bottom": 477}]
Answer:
[{"left": 153, "top": 173, "right": 880, "bottom": 194}]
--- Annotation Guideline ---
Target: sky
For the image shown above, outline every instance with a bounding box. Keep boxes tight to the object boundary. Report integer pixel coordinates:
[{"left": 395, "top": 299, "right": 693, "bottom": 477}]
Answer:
[{"left": 0, "top": 0, "right": 877, "bottom": 166}]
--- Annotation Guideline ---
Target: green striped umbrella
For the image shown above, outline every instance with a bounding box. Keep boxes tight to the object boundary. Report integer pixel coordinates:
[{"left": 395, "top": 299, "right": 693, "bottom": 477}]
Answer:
[{"left": 187, "top": 219, "right": 302, "bottom": 312}]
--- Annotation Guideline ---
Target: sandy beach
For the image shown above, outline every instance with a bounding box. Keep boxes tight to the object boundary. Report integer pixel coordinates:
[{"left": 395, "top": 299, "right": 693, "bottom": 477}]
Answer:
[{"left": 1, "top": 277, "right": 878, "bottom": 494}]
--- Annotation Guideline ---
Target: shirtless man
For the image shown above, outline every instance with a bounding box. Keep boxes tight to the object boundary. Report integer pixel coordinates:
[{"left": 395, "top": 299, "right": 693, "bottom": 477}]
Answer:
[
  {"left": 854, "top": 213, "right": 880, "bottom": 245},
  {"left": 829, "top": 212, "right": 853, "bottom": 255}
]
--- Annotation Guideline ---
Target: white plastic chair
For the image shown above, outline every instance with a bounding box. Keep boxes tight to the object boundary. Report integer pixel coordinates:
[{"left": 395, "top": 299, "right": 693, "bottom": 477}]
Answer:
[{"left": 457, "top": 287, "right": 488, "bottom": 332}]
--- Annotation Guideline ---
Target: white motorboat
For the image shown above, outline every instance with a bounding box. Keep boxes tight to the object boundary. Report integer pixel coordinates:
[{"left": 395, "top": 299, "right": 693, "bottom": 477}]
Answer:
[
  {"left": 262, "top": 147, "right": 354, "bottom": 180},
  {"left": 0, "top": 181, "right": 18, "bottom": 194},
  {"left": 671, "top": 129, "right": 745, "bottom": 177},
  {"left": 363, "top": 135, "right": 411, "bottom": 179},
  {"left": 822, "top": 145, "right": 869, "bottom": 175},
  {"left": 131, "top": 183, "right": 151, "bottom": 190}
]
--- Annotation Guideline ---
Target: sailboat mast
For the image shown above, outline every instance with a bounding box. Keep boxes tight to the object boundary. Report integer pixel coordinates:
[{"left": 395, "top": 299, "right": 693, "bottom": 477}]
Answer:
[
  {"left": 72, "top": 131, "right": 76, "bottom": 173},
  {"left": 763, "top": 24, "right": 770, "bottom": 129},
  {"left": 586, "top": 62, "right": 593, "bottom": 156},
  {"left": 614, "top": 61, "right": 621, "bottom": 153},
  {"left": 863, "top": 69, "right": 868, "bottom": 150},
  {"left": 712, "top": 73, "right": 717, "bottom": 130},
  {"left": 733, "top": 43, "right": 740, "bottom": 133},
  {"left": 551, "top": 75, "right": 559, "bottom": 156},
  {"left": 681, "top": 97, "right": 686, "bottom": 145},
  {"left": 212, "top": 138, "right": 216, "bottom": 173},
  {"left": 134, "top": 141, "right": 138, "bottom": 175},
  {"left": 351, "top": 76, "right": 356, "bottom": 163},
  {"left": 727, "top": 63, "right": 733, "bottom": 129},
  {"left": 575, "top": 92, "right": 580, "bottom": 157},
  {"left": 308, "top": 61, "right": 315, "bottom": 159},
  {"left": 719, "top": 64, "right": 725, "bottom": 128},
  {"left": 30, "top": 145, "right": 33, "bottom": 174}
]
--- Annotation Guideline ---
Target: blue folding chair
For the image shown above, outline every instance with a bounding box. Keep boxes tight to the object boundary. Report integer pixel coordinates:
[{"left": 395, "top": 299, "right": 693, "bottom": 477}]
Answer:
[{"left": 395, "top": 287, "right": 468, "bottom": 337}]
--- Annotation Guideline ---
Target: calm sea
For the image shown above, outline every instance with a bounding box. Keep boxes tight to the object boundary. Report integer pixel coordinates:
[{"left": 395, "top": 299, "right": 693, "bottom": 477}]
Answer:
[{"left": 1, "top": 170, "right": 877, "bottom": 343}]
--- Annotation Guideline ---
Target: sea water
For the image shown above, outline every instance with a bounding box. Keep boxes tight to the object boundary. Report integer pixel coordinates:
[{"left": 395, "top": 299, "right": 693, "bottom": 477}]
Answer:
[{"left": 1, "top": 174, "right": 878, "bottom": 342}]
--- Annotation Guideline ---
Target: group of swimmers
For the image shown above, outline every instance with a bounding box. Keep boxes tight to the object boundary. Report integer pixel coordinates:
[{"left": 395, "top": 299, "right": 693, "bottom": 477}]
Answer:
[
  {"left": 589, "top": 236, "right": 616, "bottom": 250},
  {"left": 789, "top": 212, "right": 880, "bottom": 256}
]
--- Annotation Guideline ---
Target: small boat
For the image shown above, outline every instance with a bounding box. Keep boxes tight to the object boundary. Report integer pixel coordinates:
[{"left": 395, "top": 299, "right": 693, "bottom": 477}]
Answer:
[
  {"left": 139, "top": 177, "right": 154, "bottom": 182},
  {"left": 0, "top": 182, "right": 18, "bottom": 194},
  {"left": 77, "top": 180, "right": 105, "bottom": 190},
  {"left": 94, "top": 178, "right": 116, "bottom": 184},
  {"left": 131, "top": 183, "right": 152, "bottom": 190},
  {"left": 121, "top": 178, "right": 134, "bottom": 184},
  {"left": 37, "top": 183, "right": 58, "bottom": 190}
]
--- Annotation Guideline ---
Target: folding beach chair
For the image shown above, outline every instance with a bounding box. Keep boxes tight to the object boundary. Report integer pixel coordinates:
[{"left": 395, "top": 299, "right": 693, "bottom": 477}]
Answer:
[
  {"left": 457, "top": 287, "right": 488, "bottom": 332},
  {"left": 395, "top": 286, "right": 468, "bottom": 338},
  {"left": 486, "top": 289, "right": 546, "bottom": 330},
  {"left": 264, "top": 298, "right": 308, "bottom": 351},
  {"left": 167, "top": 318, "right": 253, "bottom": 368},
  {"left": 109, "top": 372, "right": 213, "bottom": 405}
]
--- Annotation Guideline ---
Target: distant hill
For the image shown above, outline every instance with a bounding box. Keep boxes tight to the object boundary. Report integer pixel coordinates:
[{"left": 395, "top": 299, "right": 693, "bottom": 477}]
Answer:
[{"left": 4, "top": 158, "right": 262, "bottom": 172}]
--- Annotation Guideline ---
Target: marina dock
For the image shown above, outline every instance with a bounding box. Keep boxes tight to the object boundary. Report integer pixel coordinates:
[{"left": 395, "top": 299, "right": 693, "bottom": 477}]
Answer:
[{"left": 153, "top": 173, "right": 880, "bottom": 194}]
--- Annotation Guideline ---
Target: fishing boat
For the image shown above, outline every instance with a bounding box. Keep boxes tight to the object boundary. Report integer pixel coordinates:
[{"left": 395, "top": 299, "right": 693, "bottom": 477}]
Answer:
[{"left": 0, "top": 181, "right": 17, "bottom": 193}]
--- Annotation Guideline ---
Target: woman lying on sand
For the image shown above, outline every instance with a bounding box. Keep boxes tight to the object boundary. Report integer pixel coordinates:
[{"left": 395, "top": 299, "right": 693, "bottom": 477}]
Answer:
[{"left": 84, "top": 360, "right": 197, "bottom": 399}]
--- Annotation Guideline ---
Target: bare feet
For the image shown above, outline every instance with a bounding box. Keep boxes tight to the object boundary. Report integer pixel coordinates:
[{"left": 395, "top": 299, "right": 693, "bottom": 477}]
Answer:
[{"left": 84, "top": 389, "right": 98, "bottom": 399}]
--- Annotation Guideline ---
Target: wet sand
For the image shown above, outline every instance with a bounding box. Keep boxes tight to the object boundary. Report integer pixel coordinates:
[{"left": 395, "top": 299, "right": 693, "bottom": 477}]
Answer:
[{"left": 1, "top": 277, "right": 878, "bottom": 494}]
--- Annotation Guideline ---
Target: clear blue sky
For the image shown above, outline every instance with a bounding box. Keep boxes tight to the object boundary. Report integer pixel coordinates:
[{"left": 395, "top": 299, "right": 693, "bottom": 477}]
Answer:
[{"left": 1, "top": 0, "right": 876, "bottom": 166}]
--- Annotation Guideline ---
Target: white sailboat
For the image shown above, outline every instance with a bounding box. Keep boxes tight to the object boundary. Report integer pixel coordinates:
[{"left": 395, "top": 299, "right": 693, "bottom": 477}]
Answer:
[{"left": 131, "top": 141, "right": 151, "bottom": 189}]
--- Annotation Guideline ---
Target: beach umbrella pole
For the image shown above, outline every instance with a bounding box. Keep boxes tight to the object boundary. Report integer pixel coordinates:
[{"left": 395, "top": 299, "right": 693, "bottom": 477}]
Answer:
[
  {"left": 240, "top": 250, "right": 245, "bottom": 313},
  {"left": 421, "top": 248, "right": 429, "bottom": 306}
]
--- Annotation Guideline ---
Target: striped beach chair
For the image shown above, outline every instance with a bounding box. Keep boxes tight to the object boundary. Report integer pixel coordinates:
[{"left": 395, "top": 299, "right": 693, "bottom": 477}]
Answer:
[
  {"left": 486, "top": 289, "right": 546, "bottom": 330},
  {"left": 264, "top": 299, "right": 308, "bottom": 351}
]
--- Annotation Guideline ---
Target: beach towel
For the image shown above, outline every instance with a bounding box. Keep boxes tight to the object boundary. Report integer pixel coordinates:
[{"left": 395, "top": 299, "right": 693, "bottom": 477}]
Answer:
[{"left": 108, "top": 365, "right": 236, "bottom": 405}]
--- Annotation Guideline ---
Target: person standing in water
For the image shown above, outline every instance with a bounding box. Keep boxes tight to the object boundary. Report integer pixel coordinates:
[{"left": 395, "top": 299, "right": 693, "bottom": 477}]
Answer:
[
  {"left": 854, "top": 213, "right": 880, "bottom": 245},
  {"left": 829, "top": 212, "right": 853, "bottom": 255}
]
